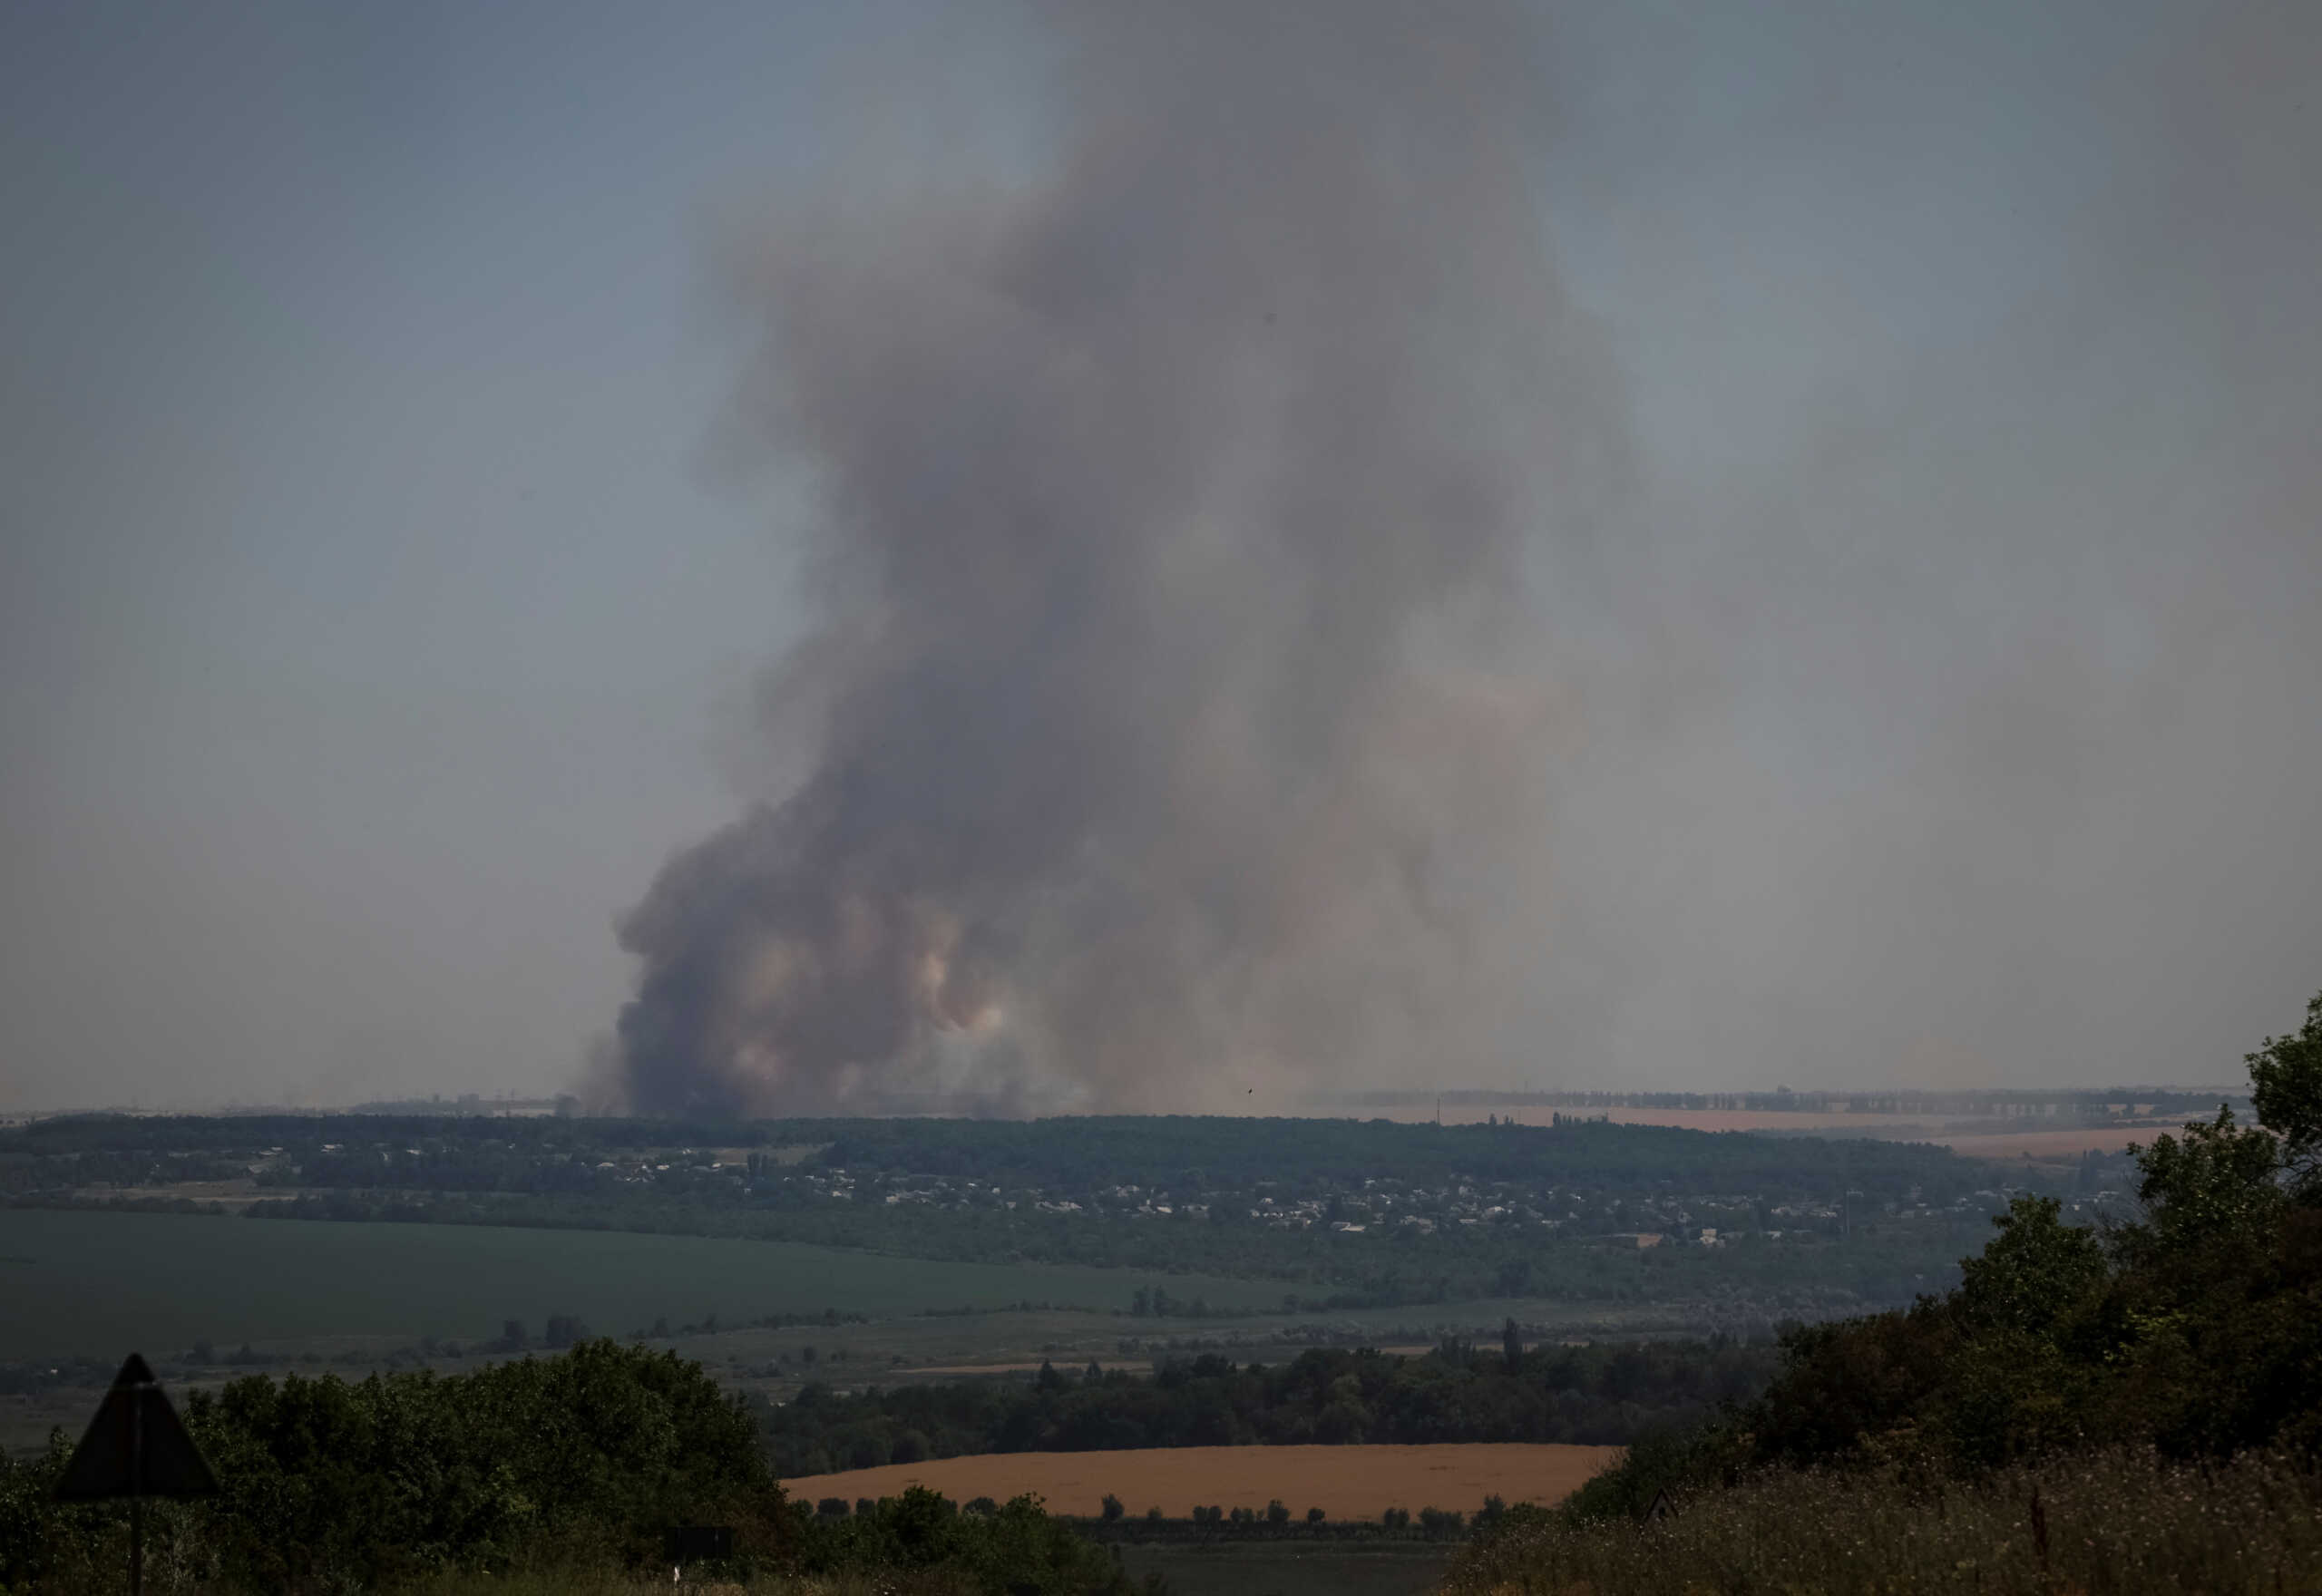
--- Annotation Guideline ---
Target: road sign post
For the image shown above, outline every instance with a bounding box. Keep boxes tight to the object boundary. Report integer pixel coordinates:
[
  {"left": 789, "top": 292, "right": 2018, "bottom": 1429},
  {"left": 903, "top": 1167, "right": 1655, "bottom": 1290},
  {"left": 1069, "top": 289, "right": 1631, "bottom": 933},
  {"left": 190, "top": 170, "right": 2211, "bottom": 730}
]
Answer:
[{"left": 54, "top": 1354, "right": 218, "bottom": 1596}]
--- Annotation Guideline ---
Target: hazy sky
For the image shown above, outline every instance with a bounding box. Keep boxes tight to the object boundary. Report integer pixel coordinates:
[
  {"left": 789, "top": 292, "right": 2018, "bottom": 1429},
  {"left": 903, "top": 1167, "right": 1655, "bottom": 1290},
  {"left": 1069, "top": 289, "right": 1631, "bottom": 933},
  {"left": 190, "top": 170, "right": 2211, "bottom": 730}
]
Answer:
[{"left": 4, "top": 0, "right": 2315, "bottom": 1112}]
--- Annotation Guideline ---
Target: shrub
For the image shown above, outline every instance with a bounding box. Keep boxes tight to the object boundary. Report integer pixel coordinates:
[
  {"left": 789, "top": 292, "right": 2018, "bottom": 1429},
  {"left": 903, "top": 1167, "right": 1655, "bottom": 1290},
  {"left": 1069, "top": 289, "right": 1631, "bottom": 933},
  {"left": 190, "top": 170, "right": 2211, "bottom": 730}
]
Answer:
[
  {"left": 3, "top": 1341, "right": 794, "bottom": 1593},
  {"left": 796, "top": 1486, "right": 1138, "bottom": 1594}
]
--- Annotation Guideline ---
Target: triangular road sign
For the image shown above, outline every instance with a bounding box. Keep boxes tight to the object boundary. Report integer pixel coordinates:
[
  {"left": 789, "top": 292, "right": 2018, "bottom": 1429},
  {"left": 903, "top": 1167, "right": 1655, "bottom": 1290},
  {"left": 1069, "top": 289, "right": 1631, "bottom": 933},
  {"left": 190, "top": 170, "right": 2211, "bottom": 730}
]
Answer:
[
  {"left": 54, "top": 1354, "right": 218, "bottom": 1501},
  {"left": 1643, "top": 1486, "right": 1677, "bottom": 1522}
]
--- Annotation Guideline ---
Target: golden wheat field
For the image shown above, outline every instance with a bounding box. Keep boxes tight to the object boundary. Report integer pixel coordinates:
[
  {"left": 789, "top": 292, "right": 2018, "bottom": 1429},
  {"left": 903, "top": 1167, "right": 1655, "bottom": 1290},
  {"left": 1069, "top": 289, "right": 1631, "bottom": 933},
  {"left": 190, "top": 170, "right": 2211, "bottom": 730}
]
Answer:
[{"left": 780, "top": 1443, "right": 1619, "bottom": 1519}]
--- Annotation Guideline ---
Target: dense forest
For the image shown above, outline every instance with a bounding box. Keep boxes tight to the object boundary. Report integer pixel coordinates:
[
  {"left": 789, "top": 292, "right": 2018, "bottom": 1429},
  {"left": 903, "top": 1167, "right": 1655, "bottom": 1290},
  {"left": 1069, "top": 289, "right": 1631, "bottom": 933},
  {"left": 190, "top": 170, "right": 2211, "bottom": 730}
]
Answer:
[{"left": 762, "top": 1335, "right": 1777, "bottom": 1475}]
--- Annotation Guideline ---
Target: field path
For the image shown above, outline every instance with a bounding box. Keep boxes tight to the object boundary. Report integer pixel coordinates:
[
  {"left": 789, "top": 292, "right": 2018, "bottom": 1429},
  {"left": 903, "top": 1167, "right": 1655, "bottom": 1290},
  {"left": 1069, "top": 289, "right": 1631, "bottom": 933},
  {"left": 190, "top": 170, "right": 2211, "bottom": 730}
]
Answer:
[{"left": 781, "top": 1442, "right": 1619, "bottom": 1519}]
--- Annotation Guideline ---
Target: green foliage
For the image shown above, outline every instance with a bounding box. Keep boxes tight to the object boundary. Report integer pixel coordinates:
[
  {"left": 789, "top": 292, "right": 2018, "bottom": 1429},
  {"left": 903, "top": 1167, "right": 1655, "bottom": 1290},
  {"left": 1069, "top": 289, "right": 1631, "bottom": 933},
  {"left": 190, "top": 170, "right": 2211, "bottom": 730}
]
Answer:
[
  {"left": 2249, "top": 988, "right": 2322, "bottom": 1200},
  {"left": 2117, "top": 1105, "right": 2286, "bottom": 1267},
  {"left": 0, "top": 1430, "right": 73, "bottom": 1590},
  {"left": 1, "top": 1342, "right": 788, "bottom": 1592},
  {"left": 3, "top": 1352, "right": 1140, "bottom": 1595},
  {"left": 761, "top": 1338, "right": 1777, "bottom": 1474},
  {"left": 796, "top": 1486, "right": 1128, "bottom": 1596},
  {"left": 1567, "top": 985, "right": 2322, "bottom": 1514},
  {"left": 1559, "top": 1424, "right": 1752, "bottom": 1525},
  {"left": 1954, "top": 1194, "right": 2107, "bottom": 1338},
  {"left": 1747, "top": 1302, "right": 1962, "bottom": 1468}
]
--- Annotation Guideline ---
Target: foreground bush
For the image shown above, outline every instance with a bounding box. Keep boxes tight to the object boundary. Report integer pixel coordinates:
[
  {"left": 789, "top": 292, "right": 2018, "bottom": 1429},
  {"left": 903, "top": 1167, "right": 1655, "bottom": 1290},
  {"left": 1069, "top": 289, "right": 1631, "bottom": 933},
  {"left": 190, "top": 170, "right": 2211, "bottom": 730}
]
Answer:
[
  {"left": 1, "top": 1343, "right": 1139, "bottom": 1595},
  {"left": 1444, "top": 1446, "right": 2322, "bottom": 1595},
  {"left": 1569, "top": 988, "right": 2322, "bottom": 1518},
  {"left": 3, "top": 1341, "right": 791, "bottom": 1592},
  {"left": 795, "top": 1487, "right": 1137, "bottom": 1596}
]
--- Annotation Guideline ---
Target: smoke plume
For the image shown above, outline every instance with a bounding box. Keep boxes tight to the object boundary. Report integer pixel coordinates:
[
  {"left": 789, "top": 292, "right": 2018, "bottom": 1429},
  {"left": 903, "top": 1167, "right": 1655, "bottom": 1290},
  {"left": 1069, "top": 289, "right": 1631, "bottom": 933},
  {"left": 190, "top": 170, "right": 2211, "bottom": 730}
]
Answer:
[{"left": 611, "top": 1, "right": 1613, "bottom": 1114}]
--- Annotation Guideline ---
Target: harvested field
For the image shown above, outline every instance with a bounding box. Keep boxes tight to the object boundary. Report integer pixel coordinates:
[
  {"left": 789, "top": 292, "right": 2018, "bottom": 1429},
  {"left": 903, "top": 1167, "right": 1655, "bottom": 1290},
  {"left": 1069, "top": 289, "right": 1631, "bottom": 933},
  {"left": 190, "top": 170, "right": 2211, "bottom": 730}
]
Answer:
[
  {"left": 1941, "top": 1125, "right": 2156, "bottom": 1160},
  {"left": 1321, "top": 1103, "right": 1941, "bottom": 1134},
  {"left": 1313, "top": 1102, "right": 2179, "bottom": 1156},
  {"left": 779, "top": 1443, "right": 1619, "bottom": 1520}
]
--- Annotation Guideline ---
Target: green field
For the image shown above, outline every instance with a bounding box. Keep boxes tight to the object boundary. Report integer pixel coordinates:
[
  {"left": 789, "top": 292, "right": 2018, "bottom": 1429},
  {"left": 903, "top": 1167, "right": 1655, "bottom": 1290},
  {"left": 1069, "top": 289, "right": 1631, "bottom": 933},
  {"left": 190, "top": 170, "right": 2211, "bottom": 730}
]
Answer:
[{"left": 0, "top": 1210, "right": 1284, "bottom": 1359}]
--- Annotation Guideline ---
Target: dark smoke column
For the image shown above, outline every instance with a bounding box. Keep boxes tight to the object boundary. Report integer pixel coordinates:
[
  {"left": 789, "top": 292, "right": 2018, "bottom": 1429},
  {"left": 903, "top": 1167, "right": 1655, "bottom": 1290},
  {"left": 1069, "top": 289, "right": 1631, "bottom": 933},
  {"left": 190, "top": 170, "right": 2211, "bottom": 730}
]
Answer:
[{"left": 612, "top": 0, "right": 1627, "bottom": 1116}]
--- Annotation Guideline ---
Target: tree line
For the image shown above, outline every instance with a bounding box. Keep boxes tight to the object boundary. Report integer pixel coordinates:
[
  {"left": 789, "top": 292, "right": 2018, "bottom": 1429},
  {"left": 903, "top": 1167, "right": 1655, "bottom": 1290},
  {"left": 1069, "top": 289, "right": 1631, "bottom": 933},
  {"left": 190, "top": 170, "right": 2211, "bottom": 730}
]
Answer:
[
  {"left": 760, "top": 1336, "right": 1778, "bottom": 1476},
  {"left": 0, "top": 1341, "right": 1143, "bottom": 1595},
  {"left": 5, "top": 1110, "right": 1986, "bottom": 1203}
]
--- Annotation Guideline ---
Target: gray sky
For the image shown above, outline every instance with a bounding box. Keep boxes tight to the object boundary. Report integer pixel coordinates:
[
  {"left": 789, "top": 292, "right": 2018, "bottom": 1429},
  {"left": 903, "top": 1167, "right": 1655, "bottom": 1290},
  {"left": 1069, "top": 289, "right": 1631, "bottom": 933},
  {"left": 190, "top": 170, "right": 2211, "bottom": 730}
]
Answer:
[{"left": 3, "top": 0, "right": 2315, "bottom": 1112}]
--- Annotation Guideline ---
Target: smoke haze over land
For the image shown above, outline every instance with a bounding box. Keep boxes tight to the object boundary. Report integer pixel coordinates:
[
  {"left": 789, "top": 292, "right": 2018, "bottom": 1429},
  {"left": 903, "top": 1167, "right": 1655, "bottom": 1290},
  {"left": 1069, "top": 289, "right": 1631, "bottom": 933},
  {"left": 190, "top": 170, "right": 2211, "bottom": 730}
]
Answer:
[{"left": 2, "top": 1, "right": 2317, "bottom": 1114}]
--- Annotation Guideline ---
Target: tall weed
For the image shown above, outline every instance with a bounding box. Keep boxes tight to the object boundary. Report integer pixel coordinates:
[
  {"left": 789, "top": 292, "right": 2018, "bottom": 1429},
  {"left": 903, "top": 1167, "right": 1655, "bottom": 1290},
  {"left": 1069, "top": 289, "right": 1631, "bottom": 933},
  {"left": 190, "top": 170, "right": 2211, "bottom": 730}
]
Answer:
[{"left": 1442, "top": 1445, "right": 2322, "bottom": 1594}]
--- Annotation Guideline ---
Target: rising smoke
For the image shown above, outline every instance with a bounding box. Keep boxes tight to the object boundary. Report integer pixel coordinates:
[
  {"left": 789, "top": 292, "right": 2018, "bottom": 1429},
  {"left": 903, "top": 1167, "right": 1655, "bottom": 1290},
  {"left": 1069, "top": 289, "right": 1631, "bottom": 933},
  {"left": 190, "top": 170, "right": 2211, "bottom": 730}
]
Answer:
[
  {"left": 610, "top": 1, "right": 1616, "bottom": 1115},
  {"left": 612, "top": 0, "right": 2322, "bottom": 1116}
]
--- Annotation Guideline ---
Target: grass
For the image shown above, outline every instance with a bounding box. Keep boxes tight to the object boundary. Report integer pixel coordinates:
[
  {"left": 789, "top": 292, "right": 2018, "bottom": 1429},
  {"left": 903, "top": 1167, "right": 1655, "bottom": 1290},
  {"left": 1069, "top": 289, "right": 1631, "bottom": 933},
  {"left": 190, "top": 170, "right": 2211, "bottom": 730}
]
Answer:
[
  {"left": 40, "top": 1569, "right": 982, "bottom": 1596},
  {"left": 1440, "top": 1445, "right": 2322, "bottom": 1595},
  {"left": 0, "top": 1208, "right": 1284, "bottom": 1359},
  {"left": 1117, "top": 1542, "right": 1450, "bottom": 1596},
  {"left": 390, "top": 1576, "right": 967, "bottom": 1596}
]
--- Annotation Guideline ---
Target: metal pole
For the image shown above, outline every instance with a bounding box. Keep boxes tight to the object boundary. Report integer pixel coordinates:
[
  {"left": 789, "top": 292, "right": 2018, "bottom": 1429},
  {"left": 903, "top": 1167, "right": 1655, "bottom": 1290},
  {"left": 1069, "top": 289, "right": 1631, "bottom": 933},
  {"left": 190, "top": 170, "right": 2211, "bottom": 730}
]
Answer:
[{"left": 131, "top": 1381, "right": 145, "bottom": 1596}]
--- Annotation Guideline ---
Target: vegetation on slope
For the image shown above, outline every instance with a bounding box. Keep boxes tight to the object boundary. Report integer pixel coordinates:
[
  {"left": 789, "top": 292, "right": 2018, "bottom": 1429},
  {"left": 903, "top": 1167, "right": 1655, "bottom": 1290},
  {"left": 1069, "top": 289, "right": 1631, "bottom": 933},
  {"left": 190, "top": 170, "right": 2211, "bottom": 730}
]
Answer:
[
  {"left": 1444, "top": 1445, "right": 2322, "bottom": 1595},
  {"left": 0, "top": 1342, "right": 1136, "bottom": 1595},
  {"left": 1454, "top": 987, "right": 2322, "bottom": 1592},
  {"left": 762, "top": 1337, "right": 1775, "bottom": 1474}
]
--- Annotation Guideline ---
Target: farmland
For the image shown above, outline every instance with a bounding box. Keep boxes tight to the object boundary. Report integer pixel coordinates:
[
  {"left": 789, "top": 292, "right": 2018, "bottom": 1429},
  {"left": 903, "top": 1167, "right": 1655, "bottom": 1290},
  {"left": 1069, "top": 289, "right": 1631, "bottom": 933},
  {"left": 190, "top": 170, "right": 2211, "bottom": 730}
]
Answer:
[
  {"left": 778, "top": 1441, "right": 1619, "bottom": 1519},
  {"left": 0, "top": 1108, "right": 2160, "bottom": 1466},
  {"left": 4, "top": 1110, "right": 2100, "bottom": 1319},
  {"left": 0, "top": 1208, "right": 1283, "bottom": 1360}
]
